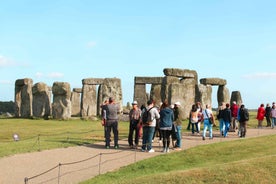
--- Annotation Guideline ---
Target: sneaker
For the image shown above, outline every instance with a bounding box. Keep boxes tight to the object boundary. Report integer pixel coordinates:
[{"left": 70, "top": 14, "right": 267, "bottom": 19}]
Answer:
[
  {"left": 166, "top": 148, "right": 170, "bottom": 153},
  {"left": 202, "top": 137, "right": 205, "bottom": 140},
  {"left": 114, "top": 145, "right": 119, "bottom": 149},
  {"left": 162, "top": 148, "right": 166, "bottom": 153},
  {"left": 141, "top": 148, "right": 146, "bottom": 152},
  {"left": 148, "top": 149, "right": 155, "bottom": 153},
  {"left": 105, "top": 146, "right": 110, "bottom": 149},
  {"left": 174, "top": 147, "right": 182, "bottom": 151}
]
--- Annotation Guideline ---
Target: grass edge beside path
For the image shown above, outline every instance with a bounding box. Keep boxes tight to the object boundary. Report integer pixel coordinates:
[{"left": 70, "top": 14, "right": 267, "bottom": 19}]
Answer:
[{"left": 81, "top": 134, "right": 276, "bottom": 184}]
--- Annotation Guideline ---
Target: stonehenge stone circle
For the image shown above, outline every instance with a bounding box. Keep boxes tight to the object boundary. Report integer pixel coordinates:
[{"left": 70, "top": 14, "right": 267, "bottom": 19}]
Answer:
[{"left": 14, "top": 68, "right": 241, "bottom": 120}]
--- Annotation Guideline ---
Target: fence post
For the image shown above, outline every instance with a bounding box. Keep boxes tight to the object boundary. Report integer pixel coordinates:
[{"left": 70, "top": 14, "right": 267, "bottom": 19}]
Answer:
[
  {"left": 24, "top": 177, "right": 28, "bottom": 184},
  {"left": 37, "top": 134, "right": 40, "bottom": 151},
  {"left": 58, "top": 163, "right": 61, "bottom": 184},
  {"left": 98, "top": 153, "right": 102, "bottom": 175}
]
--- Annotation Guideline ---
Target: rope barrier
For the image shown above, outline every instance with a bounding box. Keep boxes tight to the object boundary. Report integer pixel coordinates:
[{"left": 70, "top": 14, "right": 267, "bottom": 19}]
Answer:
[{"left": 24, "top": 148, "right": 140, "bottom": 183}]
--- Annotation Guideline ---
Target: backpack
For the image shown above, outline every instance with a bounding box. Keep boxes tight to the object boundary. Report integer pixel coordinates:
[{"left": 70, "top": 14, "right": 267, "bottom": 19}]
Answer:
[{"left": 142, "top": 107, "right": 154, "bottom": 125}]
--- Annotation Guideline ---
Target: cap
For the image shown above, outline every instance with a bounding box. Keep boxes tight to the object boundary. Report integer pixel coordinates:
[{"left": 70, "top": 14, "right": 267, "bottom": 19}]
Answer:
[
  {"left": 174, "top": 102, "right": 181, "bottom": 106},
  {"left": 132, "top": 101, "right": 138, "bottom": 105}
]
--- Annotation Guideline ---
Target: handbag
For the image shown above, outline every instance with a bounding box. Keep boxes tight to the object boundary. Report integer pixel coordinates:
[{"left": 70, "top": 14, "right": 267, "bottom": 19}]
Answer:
[{"left": 205, "top": 110, "right": 213, "bottom": 124}]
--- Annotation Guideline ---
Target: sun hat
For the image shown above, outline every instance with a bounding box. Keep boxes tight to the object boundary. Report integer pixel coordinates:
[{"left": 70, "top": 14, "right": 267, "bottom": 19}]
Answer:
[
  {"left": 132, "top": 101, "right": 138, "bottom": 105},
  {"left": 174, "top": 102, "right": 181, "bottom": 106}
]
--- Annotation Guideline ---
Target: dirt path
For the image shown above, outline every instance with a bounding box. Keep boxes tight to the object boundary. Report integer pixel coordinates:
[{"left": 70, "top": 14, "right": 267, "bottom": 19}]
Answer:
[{"left": 0, "top": 128, "right": 275, "bottom": 184}]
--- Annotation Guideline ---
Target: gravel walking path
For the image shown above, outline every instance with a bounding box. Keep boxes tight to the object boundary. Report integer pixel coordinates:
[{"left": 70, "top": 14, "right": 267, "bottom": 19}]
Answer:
[{"left": 0, "top": 128, "right": 275, "bottom": 184}]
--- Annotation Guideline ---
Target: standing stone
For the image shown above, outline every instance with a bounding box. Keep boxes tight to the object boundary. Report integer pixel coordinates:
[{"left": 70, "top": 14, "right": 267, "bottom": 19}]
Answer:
[
  {"left": 230, "top": 91, "right": 243, "bottom": 106},
  {"left": 71, "top": 88, "right": 82, "bottom": 116},
  {"left": 14, "top": 78, "right": 33, "bottom": 118},
  {"left": 161, "top": 76, "right": 180, "bottom": 102},
  {"left": 32, "top": 82, "right": 51, "bottom": 119},
  {"left": 100, "top": 78, "right": 123, "bottom": 113},
  {"left": 217, "top": 85, "right": 230, "bottom": 107},
  {"left": 150, "top": 84, "right": 162, "bottom": 108},
  {"left": 81, "top": 84, "right": 96, "bottom": 118},
  {"left": 196, "top": 84, "right": 212, "bottom": 109},
  {"left": 133, "top": 84, "right": 147, "bottom": 108},
  {"left": 52, "top": 82, "right": 71, "bottom": 120}
]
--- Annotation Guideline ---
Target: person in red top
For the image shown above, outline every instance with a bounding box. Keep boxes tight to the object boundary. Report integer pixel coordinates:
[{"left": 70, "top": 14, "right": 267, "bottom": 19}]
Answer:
[
  {"left": 256, "top": 103, "right": 266, "bottom": 128},
  {"left": 230, "top": 101, "right": 239, "bottom": 131}
]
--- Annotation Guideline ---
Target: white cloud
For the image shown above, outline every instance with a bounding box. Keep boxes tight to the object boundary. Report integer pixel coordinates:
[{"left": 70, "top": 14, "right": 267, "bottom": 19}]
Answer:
[
  {"left": 0, "top": 80, "right": 12, "bottom": 84},
  {"left": 0, "top": 55, "right": 15, "bottom": 67},
  {"left": 47, "top": 72, "right": 64, "bottom": 78},
  {"left": 243, "top": 72, "right": 276, "bottom": 79},
  {"left": 35, "top": 72, "right": 44, "bottom": 78},
  {"left": 87, "top": 41, "right": 97, "bottom": 48}
]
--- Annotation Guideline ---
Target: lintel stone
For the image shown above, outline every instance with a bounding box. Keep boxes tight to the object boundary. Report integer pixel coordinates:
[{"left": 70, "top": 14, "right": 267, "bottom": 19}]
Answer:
[
  {"left": 135, "top": 77, "right": 163, "bottom": 84},
  {"left": 73, "top": 88, "right": 82, "bottom": 93},
  {"left": 200, "top": 78, "right": 227, "bottom": 86},
  {"left": 82, "top": 78, "right": 105, "bottom": 85}
]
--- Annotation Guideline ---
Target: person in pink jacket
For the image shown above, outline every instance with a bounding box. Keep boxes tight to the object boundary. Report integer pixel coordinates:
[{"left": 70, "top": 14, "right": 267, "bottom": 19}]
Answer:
[{"left": 256, "top": 103, "right": 266, "bottom": 128}]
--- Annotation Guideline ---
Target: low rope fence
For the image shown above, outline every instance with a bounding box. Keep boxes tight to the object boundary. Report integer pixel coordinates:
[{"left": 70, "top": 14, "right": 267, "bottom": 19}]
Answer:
[{"left": 23, "top": 142, "right": 159, "bottom": 184}]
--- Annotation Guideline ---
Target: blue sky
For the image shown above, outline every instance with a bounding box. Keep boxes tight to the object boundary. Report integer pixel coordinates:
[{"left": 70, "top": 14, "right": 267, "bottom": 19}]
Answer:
[{"left": 0, "top": 0, "right": 276, "bottom": 109}]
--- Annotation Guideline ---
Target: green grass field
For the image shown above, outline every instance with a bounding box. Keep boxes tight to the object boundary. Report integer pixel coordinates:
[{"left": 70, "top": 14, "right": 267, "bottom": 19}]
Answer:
[
  {"left": 0, "top": 111, "right": 260, "bottom": 158},
  {"left": 81, "top": 134, "right": 276, "bottom": 184}
]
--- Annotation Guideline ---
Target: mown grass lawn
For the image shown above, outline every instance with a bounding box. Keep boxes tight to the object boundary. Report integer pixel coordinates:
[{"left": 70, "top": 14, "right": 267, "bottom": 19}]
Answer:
[
  {"left": 0, "top": 110, "right": 259, "bottom": 158},
  {"left": 81, "top": 134, "right": 276, "bottom": 184},
  {"left": 0, "top": 118, "right": 129, "bottom": 158}
]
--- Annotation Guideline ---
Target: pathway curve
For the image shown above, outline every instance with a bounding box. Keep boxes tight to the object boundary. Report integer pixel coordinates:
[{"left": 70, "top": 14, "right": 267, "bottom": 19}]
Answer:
[{"left": 0, "top": 128, "right": 275, "bottom": 184}]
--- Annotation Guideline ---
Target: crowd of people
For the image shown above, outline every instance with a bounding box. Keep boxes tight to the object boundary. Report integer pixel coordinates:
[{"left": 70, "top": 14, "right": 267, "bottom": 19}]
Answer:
[{"left": 101, "top": 97, "right": 275, "bottom": 152}]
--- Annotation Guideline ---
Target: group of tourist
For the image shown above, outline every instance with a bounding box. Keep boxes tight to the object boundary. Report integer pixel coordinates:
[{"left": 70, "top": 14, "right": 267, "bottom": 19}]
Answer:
[
  {"left": 256, "top": 102, "right": 276, "bottom": 129},
  {"left": 216, "top": 101, "right": 249, "bottom": 138},
  {"left": 101, "top": 97, "right": 275, "bottom": 152}
]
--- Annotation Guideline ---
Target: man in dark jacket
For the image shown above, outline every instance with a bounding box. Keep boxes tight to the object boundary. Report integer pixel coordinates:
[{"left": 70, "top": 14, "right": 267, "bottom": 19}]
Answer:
[
  {"left": 239, "top": 104, "right": 249, "bottom": 137},
  {"left": 222, "top": 103, "right": 232, "bottom": 137}
]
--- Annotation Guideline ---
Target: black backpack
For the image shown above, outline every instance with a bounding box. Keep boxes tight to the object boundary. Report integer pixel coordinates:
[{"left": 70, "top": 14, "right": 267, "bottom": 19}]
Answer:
[{"left": 142, "top": 107, "right": 154, "bottom": 125}]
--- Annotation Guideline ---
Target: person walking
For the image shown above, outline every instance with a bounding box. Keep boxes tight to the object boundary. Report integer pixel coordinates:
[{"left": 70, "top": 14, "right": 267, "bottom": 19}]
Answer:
[
  {"left": 217, "top": 102, "right": 225, "bottom": 136},
  {"left": 270, "top": 104, "right": 276, "bottom": 129},
  {"left": 230, "top": 101, "right": 238, "bottom": 131},
  {"left": 159, "top": 100, "right": 174, "bottom": 153},
  {"left": 202, "top": 104, "right": 214, "bottom": 140},
  {"left": 256, "top": 103, "right": 266, "bottom": 128},
  {"left": 128, "top": 100, "right": 142, "bottom": 149},
  {"left": 265, "top": 103, "right": 272, "bottom": 127},
  {"left": 102, "top": 97, "right": 120, "bottom": 149},
  {"left": 173, "top": 102, "right": 182, "bottom": 150},
  {"left": 222, "top": 103, "right": 232, "bottom": 137},
  {"left": 238, "top": 104, "right": 249, "bottom": 137},
  {"left": 141, "top": 99, "right": 160, "bottom": 153},
  {"left": 190, "top": 104, "right": 199, "bottom": 135},
  {"left": 196, "top": 102, "right": 203, "bottom": 133}
]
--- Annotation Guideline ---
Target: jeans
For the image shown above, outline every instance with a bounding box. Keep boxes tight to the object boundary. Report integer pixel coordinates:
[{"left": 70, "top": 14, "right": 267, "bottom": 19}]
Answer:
[
  {"left": 272, "top": 117, "right": 276, "bottom": 129},
  {"left": 224, "top": 121, "right": 230, "bottom": 137},
  {"left": 191, "top": 123, "right": 199, "bottom": 134},
  {"left": 142, "top": 126, "right": 155, "bottom": 151},
  {"left": 175, "top": 125, "right": 182, "bottom": 148},
  {"left": 219, "top": 118, "right": 225, "bottom": 134},
  {"left": 105, "top": 120, "right": 118, "bottom": 147},
  {"left": 203, "top": 119, "right": 213, "bottom": 138}
]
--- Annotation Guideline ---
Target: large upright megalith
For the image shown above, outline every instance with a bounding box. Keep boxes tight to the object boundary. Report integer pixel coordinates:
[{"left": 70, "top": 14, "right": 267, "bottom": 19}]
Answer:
[
  {"left": 71, "top": 88, "right": 82, "bottom": 116},
  {"left": 230, "top": 91, "right": 243, "bottom": 105},
  {"left": 52, "top": 82, "right": 71, "bottom": 120},
  {"left": 32, "top": 82, "right": 51, "bottom": 119},
  {"left": 100, "top": 78, "right": 123, "bottom": 113},
  {"left": 15, "top": 78, "right": 33, "bottom": 118}
]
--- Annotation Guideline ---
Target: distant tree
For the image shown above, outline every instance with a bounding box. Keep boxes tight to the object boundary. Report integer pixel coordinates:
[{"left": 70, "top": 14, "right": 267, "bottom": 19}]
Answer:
[{"left": 0, "top": 101, "right": 15, "bottom": 113}]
